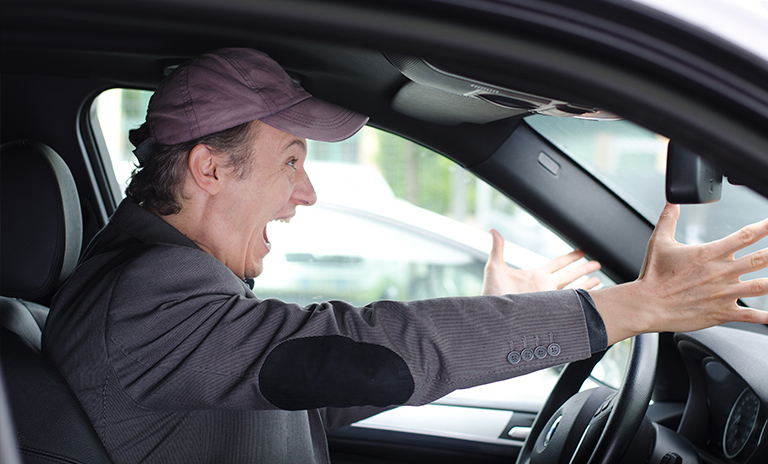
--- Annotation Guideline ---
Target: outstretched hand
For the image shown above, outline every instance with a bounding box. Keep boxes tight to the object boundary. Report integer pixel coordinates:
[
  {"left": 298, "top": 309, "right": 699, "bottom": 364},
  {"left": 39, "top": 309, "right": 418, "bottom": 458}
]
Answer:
[
  {"left": 592, "top": 203, "right": 768, "bottom": 345},
  {"left": 482, "top": 228, "right": 602, "bottom": 295}
]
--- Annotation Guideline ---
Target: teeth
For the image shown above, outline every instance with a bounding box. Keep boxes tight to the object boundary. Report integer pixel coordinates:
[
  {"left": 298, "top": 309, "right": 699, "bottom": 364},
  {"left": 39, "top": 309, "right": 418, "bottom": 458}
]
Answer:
[{"left": 273, "top": 218, "right": 291, "bottom": 224}]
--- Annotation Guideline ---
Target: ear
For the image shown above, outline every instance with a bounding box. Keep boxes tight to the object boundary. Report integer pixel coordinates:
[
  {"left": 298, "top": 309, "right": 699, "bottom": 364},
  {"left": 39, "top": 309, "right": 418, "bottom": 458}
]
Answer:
[{"left": 188, "top": 144, "right": 221, "bottom": 195}]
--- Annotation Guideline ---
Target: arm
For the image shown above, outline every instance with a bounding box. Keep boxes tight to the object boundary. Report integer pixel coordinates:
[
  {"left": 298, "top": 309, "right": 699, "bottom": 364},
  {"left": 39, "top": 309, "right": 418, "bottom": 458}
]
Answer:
[{"left": 108, "top": 246, "right": 594, "bottom": 412}]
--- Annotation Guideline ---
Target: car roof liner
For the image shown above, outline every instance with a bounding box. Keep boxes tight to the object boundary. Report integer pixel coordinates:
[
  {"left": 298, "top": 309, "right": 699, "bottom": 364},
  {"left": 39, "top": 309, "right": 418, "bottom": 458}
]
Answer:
[{"left": 386, "top": 52, "right": 620, "bottom": 125}]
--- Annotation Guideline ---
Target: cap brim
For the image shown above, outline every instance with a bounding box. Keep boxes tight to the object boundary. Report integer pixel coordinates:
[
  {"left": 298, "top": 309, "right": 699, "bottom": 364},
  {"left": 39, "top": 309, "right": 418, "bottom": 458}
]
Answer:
[{"left": 260, "top": 97, "right": 369, "bottom": 142}]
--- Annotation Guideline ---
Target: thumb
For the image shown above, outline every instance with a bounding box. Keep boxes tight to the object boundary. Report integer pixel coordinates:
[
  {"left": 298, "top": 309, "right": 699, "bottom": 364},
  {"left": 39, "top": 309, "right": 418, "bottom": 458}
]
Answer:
[
  {"left": 652, "top": 203, "right": 680, "bottom": 241},
  {"left": 639, "top": 203, "right": 680, "bottom": 279},
  {"left": 487, "top": 228, "right": 506, "bottom": 266}
]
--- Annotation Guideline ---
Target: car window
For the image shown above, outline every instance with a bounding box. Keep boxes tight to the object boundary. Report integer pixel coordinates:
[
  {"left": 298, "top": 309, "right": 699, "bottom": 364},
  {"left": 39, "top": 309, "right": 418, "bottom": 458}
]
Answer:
[
  {"left": 526, "top": 115, "right": 768, "bottom": 310},
  {"left": 91, "top": 88, "right": 623, "bottom": 412},
  {"left": 92, "top": 88, "right": 152, "bottom": 195}
]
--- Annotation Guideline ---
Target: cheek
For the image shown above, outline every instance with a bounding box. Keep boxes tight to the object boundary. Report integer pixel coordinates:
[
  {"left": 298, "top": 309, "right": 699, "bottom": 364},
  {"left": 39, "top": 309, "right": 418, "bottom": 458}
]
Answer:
[
  {"left": 258, "top": 172, "right": 292, "bottom": 199},
  {"left": 269, "top": 179, "right": 297, "bottom": 207},
  {"left": 235, "top": 172, "right": 295, "bottom": 226}
]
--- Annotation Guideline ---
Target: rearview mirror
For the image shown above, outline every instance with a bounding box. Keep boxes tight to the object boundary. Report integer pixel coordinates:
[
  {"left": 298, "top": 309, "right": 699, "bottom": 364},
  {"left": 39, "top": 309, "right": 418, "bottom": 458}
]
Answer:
[{"left": 665, "top": 141, "right": 722, "bottom": 204}]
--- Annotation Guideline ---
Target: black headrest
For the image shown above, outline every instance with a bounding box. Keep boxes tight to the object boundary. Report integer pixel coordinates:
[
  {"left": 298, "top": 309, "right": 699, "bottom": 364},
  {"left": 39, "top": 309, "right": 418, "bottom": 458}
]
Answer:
[{"left": 0, "top": 141, "right": 82, "bottom": 299}]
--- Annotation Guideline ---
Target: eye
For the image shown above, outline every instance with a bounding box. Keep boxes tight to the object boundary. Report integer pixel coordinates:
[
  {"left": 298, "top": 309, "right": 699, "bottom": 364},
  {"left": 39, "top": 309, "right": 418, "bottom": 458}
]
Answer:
[{"left": 286, "top": 157, "right": 298, "bottom": 169}]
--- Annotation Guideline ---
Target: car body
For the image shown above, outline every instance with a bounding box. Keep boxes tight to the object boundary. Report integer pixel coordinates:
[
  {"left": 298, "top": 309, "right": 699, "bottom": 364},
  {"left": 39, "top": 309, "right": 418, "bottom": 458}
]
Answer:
[{"left": 2, "top": 0, "right": 768, "bottom": 463}]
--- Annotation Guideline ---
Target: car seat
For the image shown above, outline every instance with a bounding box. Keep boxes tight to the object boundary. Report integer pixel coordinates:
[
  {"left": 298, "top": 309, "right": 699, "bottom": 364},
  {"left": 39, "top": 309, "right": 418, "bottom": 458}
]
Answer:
[{"left": 0, "top": 140, "right": 112, "bottom": 463}]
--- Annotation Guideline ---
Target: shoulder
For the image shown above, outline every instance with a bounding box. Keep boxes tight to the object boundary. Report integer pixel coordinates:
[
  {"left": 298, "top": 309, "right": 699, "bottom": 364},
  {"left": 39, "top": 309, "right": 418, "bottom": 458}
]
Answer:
[{"left": 113, "top": 243, "right": 249, "bottom": 305}]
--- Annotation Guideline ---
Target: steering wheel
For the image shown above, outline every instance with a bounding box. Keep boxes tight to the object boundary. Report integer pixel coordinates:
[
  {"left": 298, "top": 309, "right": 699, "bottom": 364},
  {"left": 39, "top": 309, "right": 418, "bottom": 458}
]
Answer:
[{"left": 515, "top": 333, "right": 659, "bottom": 464}]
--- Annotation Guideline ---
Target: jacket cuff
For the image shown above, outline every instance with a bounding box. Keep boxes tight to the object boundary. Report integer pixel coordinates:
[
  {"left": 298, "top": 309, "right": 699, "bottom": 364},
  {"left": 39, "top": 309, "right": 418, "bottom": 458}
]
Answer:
[{"left": 576, "top": 289, "right": 608, "bottom": 353}]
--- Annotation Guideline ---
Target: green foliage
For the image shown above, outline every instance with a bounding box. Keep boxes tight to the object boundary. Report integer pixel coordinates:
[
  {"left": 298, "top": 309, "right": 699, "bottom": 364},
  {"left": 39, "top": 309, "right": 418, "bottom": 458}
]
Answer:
[{"left": 373, "top": 133, "right": 474, "bottom": 217}]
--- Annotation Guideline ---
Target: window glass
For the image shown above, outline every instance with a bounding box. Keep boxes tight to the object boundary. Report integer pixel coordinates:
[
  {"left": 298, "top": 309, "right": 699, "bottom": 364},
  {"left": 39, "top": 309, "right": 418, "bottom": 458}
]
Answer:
[
  {"left": 93, "top": 88, "right": 152, "bottom": 195},
  {"left": 92, "top": 88, "right": 621, "bottom": 414},
  {"left": 526, "top": 115, "right": 768, "bottom": 309}
]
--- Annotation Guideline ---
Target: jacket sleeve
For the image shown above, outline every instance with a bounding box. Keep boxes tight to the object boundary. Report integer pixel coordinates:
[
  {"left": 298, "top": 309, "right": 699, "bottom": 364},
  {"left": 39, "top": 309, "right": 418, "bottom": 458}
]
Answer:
[
  {"left": 107, "top": 245, "right": 592, "bottom": 412},
  {"left": 319, "top": 406, "right": 396, "bottom": 431}
]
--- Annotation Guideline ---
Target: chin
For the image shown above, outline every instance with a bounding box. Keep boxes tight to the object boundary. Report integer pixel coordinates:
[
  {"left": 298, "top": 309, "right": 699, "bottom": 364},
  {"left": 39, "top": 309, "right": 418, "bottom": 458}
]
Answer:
[{"left": 245, "top": 262, "right": 264, "bottom": 280}]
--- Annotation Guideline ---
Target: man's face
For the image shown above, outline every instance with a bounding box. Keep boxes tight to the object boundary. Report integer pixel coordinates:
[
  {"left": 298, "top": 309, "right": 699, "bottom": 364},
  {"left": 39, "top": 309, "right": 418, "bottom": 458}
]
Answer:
[{"left": 215, "top": 123, "right": 316, "bottom": 279}]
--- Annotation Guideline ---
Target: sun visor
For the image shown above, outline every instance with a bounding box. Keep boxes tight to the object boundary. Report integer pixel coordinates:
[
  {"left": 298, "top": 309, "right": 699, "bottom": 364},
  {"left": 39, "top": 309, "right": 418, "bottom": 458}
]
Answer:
[
  {"left": 386, "top": 53, "right": 619, "bottom": 125},
  {"left": 392, "top": 82, "right": 528, "bottom": 124}
]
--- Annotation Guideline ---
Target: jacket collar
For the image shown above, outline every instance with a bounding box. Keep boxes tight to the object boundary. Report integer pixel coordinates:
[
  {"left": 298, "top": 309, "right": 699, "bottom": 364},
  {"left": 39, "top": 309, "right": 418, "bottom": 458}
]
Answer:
[
  {"left": 109, "top": 200, "right": 255, "bottom": 291},
  {"left": 111, "top": 199, "right": 201, "bottom": 250}
]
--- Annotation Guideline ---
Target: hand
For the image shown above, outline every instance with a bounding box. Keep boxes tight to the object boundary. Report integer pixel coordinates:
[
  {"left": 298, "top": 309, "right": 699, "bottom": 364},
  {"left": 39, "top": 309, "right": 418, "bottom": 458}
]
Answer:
[
  {"left": 592, "top": 203, "right": 768, "bottom": 345},
  {"left": 481, "top": 228, "right": 602, "bottom": 295}
]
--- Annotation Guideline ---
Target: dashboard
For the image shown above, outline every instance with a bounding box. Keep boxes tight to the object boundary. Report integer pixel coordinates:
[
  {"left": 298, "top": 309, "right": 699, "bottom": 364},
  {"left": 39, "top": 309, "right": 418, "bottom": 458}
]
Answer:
[{"left": 675, "top": 326, "right": 768, "bottom": 463}]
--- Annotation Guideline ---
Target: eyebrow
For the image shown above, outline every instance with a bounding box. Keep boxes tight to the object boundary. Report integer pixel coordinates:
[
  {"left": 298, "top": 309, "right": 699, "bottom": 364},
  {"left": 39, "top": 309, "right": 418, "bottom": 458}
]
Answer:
[{"left": 284, "top": 138, "right": 307, "bottom": 154}]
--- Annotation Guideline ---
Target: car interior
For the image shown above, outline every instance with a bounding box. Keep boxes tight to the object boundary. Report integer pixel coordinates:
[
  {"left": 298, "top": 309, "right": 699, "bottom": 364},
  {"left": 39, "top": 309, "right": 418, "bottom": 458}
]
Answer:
[{"left": 2, "top": 1, "right": 768, "bottom": 463}]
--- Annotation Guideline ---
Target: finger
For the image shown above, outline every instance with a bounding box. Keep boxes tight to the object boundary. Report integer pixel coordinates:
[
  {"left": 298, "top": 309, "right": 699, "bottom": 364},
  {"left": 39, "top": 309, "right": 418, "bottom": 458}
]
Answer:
[
  {"left": 555, "top": 260, "right": 602, "bottom": 288},
  {"left": 708, "top": 219, "right": 768, "bottom": 257},
  {"left": 651, "top": 203, "right": 680, "bottom": 241},
  {"left": 569, "top": 276, "right": 601, "bottom": 291},
  {"left": 731, "top": 277, "right": 768, "bottom": 300},
  {"left": 728, "top": 305, "right": 768, "bottom": 325},
  {"left": 542, "top": 249, "right": 586, "bottom": 273},
  {"left": 732, "top": 248, "right": 768, "bottom": 276},
  {"left": 487, "top": 229, "right": 506, "bottom": 266}
]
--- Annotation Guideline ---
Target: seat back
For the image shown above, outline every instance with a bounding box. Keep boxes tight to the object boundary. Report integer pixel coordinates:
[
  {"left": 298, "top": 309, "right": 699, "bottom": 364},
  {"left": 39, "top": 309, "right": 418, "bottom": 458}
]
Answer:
[
  {"left": 0, "top": 140, "right": 82, "bottom": 303},
  {"left": 0, "top": 140, "right": 112, "bottom": 463}
]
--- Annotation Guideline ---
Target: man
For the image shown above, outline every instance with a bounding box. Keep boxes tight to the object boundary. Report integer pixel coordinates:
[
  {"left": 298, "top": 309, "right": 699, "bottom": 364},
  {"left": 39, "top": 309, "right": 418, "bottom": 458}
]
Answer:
[{"left": 44, "top": 48, "right": 768, "bottom": 463}]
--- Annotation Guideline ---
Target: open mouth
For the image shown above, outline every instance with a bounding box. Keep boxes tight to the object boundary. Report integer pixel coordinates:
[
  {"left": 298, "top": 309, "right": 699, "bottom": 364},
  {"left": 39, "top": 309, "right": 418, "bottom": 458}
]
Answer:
[{"left": 264, "top": 218, "right": 291, "bottom": 247}]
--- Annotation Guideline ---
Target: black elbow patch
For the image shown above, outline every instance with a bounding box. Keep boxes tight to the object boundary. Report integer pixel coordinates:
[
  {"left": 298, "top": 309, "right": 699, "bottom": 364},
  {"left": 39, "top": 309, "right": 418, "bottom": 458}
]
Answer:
[{"left": 260, "top": 336, "right": 414, "bottom": 410}]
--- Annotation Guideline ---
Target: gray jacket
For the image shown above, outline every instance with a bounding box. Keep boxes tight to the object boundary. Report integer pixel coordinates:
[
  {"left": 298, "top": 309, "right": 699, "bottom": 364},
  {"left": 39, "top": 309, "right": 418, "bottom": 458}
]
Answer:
[{"left": 44, "top": 199, "right": 600, "bottom": 463}]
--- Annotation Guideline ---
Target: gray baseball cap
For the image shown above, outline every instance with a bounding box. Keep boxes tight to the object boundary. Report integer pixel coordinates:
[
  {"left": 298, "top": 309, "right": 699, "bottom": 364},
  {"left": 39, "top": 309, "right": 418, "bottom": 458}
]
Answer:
[{"left": 139, "top": 48, "right": 368, "bottom": 155}]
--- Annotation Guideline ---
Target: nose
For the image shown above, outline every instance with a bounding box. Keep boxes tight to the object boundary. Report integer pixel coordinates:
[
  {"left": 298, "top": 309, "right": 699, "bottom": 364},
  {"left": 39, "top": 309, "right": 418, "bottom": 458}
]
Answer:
[{"left": 293, "top": 168, "right": 317, "bottom": 206}]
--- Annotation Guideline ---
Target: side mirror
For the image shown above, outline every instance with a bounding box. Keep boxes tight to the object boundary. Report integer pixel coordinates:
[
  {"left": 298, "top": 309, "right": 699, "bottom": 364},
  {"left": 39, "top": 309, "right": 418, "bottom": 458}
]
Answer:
[{"left": 665, "top": 141, "right": 722, "bottom": 204}]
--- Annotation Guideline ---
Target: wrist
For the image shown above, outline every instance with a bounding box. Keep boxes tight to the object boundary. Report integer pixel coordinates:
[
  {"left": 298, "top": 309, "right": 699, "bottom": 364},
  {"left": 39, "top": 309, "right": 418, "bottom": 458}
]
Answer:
[{"left": 590, "top": 281, "right": 655, "bottom": 346}]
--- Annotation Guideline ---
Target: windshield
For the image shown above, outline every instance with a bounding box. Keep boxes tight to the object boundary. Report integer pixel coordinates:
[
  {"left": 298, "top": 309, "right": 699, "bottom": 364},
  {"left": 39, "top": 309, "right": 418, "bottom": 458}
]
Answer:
[{"left": 526, "top": 115, "right": 768, "bottom": 310}]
